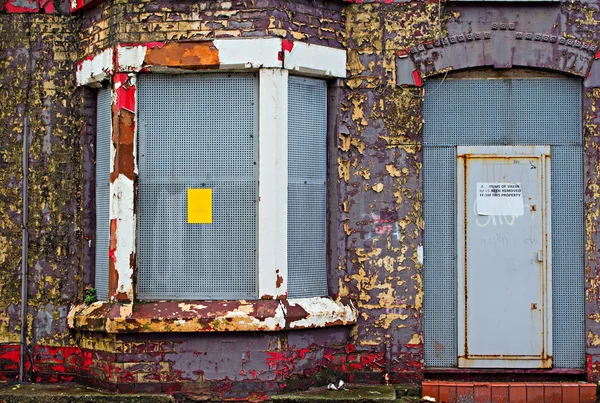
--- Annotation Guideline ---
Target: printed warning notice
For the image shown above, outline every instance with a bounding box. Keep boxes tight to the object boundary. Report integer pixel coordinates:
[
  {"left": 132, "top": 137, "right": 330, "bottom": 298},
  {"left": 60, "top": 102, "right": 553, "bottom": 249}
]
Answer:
[{"left": 476, "top": 182, "right": 524, "bottom": 216}]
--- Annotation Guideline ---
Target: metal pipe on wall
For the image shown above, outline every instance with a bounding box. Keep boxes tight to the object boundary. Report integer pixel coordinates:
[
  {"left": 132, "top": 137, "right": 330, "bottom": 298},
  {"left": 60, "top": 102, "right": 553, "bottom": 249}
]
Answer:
[{"left": 19, "top": 115, "right": 29, "bottom": 383}]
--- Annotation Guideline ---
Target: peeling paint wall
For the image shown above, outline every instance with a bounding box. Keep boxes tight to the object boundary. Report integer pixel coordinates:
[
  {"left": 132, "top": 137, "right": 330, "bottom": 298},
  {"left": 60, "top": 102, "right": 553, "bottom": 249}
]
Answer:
[
  {"left": 78, "top": 0, "right": 345, "bottom": 60},
  {"left": 0, "top": 9, "right": 86, "bottom": 375},
  {"left": 5, "top": 0, "right": 600, "bottom": 399}
]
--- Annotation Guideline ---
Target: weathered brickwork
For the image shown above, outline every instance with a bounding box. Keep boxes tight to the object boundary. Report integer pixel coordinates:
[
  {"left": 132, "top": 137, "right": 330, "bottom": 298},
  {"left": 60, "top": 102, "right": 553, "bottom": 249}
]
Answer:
[
  {"left": 0, "top": 9, "right": 85, "bottom": 377},
  {"left": 4, "top": 0, "right": 600, "bottom": 400},
  {"left": 78, "top": 0, "right": 345, "bottom": 59}
]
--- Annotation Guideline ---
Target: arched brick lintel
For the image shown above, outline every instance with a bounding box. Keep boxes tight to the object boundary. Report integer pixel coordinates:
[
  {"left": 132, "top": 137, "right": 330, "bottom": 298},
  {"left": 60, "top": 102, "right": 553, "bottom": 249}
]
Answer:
[{"left": 396, "top": 31, "right": 600, "bottom": 87}]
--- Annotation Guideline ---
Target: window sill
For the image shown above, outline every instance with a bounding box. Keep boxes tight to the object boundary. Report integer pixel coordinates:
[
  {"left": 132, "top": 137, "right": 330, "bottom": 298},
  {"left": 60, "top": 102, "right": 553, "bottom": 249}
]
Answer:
[{"left": 67, "top": 297, "right": 357, "bottom": 333}]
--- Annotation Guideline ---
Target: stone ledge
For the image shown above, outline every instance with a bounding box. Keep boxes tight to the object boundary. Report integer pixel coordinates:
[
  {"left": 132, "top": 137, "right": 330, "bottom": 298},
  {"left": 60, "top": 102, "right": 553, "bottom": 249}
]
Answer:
[
  {"left": 272, "top": 384, "right": 398, "bottom": 402},
  {"left": 0, "top": 384, "right": 174, "bottom": 403},
  {"left": 67, "top": 297, "right": 357, "bottom": 333}
]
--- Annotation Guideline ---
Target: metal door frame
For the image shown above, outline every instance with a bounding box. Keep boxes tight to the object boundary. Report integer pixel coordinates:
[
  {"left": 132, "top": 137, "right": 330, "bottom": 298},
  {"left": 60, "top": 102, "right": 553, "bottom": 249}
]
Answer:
[{"left": 456, "top": 145, "right": 552, "bottom": 368}]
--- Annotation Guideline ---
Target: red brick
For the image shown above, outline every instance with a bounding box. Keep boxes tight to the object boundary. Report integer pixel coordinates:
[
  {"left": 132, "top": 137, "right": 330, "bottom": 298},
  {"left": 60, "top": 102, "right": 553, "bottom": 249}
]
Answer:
[
  {"left": 561, "top": 383, "right": 579, "bottom": 403},
  {"left": 543, "top": 383, "right": 561, "bottom": 403},
  {"left": 456, "top": 382, "right": 475, "bottom": 402},
  {"left": 579, "top": 383, "right": 597, "bottom": 403},
  {"left": 474, "top": 382, "right": 492, "bottom": 403},
  {"left": 526, "top": 383, "right": 544, "bottom": 403},
  {"left": 491, "top": 383, "right": 509, "bottom": 403},
  {"left": 438, "top": 381, "right": 457, "bottom": 403},
  {"left": 422, "top": 381, "right": 439, "bottom": 400},
  {"left": 510, "top": 383, "right": 527, "bottom": 403}
]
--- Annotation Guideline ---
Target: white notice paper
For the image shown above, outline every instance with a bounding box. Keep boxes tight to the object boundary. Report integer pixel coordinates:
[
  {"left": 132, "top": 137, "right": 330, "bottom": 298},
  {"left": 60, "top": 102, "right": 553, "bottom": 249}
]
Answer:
[{"left": 476, "top": 182, "right": 524, "bottom": 216}]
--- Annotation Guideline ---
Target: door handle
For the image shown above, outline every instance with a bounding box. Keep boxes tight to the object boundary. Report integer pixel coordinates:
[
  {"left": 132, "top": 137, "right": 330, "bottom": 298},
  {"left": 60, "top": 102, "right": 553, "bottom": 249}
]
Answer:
[{"left": 537, "top": 250, "right": 544, "bottom": 262}]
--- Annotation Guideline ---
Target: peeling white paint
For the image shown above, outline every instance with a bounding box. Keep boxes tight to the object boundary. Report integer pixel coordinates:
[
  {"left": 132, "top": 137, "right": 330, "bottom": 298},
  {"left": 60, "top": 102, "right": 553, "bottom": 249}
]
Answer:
[
  {"left": 220, "top": 302, "right": 286, "bottom": 330},
  {"left": 287, "top": 298, "right": 358, "bottom": 329},
  {"left": 117, "top": 45, "right": 147, "bottom": 72},
  {"left": 109, "top": 174, "right": 135, "bottom": 299},
  {"left": 76, "top": 48, "right": 114, "bottom": 87},
  {"left": 178, "top": 303, "right": 208, "bottom": 312},
  {"left": 283, "top": 42, "right": 346, "bottom": 78},
  {"left": 214, "top": 38, "right": 282, "bottom": 69},
  {"left": 258, "top": 69, "right": 288, "bottom": 299},
  {"left": 417, "top": 245, "right": 423, "bottom": 265}
]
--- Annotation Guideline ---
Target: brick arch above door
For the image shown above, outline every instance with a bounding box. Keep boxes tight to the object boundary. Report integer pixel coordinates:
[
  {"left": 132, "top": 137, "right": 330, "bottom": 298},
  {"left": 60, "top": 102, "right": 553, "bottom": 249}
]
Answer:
[{"left": 396, "top": 28, "right": 600, "bottom": 88}]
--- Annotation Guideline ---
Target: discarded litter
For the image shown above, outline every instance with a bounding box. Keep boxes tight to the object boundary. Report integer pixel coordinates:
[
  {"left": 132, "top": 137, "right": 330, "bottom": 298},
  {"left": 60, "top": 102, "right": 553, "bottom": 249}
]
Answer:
[{"left": 327, "top": 380, "right": 345, "bottom": 390}]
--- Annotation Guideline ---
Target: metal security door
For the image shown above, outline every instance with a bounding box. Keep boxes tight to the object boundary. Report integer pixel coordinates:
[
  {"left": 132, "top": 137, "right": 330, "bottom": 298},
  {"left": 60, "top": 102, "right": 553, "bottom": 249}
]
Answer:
[{"left": 457, "top": 146, "right": 551, "bottom": 368}]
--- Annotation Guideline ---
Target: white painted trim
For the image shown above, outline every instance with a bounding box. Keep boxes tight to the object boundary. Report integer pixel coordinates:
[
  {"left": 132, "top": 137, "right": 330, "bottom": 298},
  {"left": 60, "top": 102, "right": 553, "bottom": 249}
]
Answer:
[
  {"left": 76, "top": 48, "right": 114, "bottom": 87},
  {"left": 109, "top": 173, "right": 136, "bottom": 300},
  {"left": 117, "top": 45, "right": 147, "bottom": 73},
  {"left": 258, "top": 69, "right": 288, "bottom": 299},
  {"left": 214, "top": 38, "right": 283, "bottom": 70},
  {"left": 283, "top": 41, "right": 346, "bottom": 78}
]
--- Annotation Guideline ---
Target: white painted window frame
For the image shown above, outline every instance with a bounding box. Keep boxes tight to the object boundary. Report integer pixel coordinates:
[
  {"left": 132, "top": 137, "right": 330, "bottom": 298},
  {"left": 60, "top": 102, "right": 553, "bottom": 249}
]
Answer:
[{"left": 80, "top": 38, "right": 347, "bottom": 301}]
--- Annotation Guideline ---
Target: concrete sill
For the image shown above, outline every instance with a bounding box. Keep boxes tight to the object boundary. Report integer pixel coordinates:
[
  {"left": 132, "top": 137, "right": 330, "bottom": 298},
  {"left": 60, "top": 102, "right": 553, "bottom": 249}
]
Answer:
[{"left": 67, "top": 297, "right": 357, "bottom": 333}]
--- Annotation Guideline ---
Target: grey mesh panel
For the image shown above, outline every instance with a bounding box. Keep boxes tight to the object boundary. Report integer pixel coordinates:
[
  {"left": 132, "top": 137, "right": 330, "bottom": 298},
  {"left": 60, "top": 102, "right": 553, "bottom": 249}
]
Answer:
[
  {"left": 287, "top": 76, "right": 328, "bottom": 298},
  {"left": 423, "top": 78, "right": 584, "bottom": 368},
  {"left": 423, "top": 147, "right": 457, "bottom": 367},
  {"left": 551, "top": 146, "right": 585, "bottom": 368},
  {"left": 424, "top": 78, "right": 581, "bottom": 146},
  {"left": 137, "top": 74, "right": 258, "bottom": 300},
  {"left": 95, "top": 87, "right": 111, "bottom": 301}
]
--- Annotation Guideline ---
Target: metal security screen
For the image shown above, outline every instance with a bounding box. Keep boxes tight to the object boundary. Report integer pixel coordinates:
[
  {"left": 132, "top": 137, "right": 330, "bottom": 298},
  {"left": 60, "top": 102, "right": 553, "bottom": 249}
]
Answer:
[
  {"left": 287, "top": 76, "right": 328, "bottom": 298},
  {"left": 423, "top": 78, "right": 584, "bottom": 368},
  {"left": 137, "top": 74, "right": 258, "bottom": 300},
  {"left": 95, "top": 87, "right": 111, "bottom": 301},
  {"left": 423, "top": 147, "right": 457, "bottom": 367}
]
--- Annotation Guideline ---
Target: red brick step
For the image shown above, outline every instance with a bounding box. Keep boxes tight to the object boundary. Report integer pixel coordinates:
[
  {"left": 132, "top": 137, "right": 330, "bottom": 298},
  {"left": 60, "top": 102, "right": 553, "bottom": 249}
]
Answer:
[{"left": 422, "top": 381, "right": 597, "bottom": 403}]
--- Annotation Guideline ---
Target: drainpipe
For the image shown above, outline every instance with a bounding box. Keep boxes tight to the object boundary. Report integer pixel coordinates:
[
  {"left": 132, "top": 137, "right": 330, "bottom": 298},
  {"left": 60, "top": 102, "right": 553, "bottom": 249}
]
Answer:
[{"left": 19, "top": 115, "right": 29, "bottom": 383}]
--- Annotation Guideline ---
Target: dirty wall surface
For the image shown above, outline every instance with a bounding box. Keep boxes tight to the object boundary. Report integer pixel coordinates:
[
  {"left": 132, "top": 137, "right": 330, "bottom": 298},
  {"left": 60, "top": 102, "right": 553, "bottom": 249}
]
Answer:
[{"left": 1, "top": 0, "right": 600, "bottom": 399}]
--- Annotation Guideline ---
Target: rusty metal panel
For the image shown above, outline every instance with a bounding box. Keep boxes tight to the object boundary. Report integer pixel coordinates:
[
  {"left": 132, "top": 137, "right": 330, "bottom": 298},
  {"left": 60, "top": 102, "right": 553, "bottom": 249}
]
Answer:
[
  {"left": 423, "top": 147, "right": 457, "bottom": 368},
  {"left": 95, "top": 87, "right": 111, "bottom": 301},
  {"left": 287, "top": 76, "right": 328, "bottom": 298},
  {"left": 552, "top": 146, "right": 585, "bottom": 368},
  {"left": 457, "top": 146, "right": 552, "bottom": 368},
  {"left": 137, "top": 73, "right": 258, "bottom": 300}
]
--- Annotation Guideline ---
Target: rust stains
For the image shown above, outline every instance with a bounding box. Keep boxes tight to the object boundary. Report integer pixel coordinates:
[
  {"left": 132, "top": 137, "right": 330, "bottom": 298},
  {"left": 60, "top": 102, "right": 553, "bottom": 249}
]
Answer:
[
  {"left": 113, "top": 109, "right": 135, "bottom": 181},
  {"left": 144, "top": 42, "right": 220, "bottom": 70}
]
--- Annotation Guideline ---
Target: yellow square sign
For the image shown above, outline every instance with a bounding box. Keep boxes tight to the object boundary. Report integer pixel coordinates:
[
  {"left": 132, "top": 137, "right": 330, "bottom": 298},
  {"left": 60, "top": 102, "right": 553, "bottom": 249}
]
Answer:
[{"left": 187, "top": 188, "right": 212, "bottom": 224}]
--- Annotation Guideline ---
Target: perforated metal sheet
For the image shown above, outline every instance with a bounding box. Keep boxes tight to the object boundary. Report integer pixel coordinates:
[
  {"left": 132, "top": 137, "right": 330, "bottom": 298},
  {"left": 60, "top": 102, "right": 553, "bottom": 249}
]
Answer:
[
  {"left": 95, "top": 87, "right": 111, "bottom": 301},
  {"left": 423, "top": 147, "right": 457, "bottom": 367},
  {"left": 137, "top": 74, "right": 258, "bottom": 300},
  {"left": 424, "top": 78, "right": 581, "bottom": 147},
  {"left": 287, "top": 76, "right": 328, "bottom": 298},
  {"left": 423, "top": 78, "right": 584, "bottom": 368},
  {"left": 551, "top": 146, "right": 585, "bottom": 368}
]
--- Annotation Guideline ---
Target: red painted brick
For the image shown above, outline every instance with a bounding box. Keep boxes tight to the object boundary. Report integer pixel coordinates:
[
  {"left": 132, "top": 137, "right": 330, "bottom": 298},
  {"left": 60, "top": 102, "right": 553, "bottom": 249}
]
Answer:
[
  {"left": 438, "top": 381, "right": 457, "bottom": 403},
  {"left": 491, "top": 383, "right": 509, "bottom": 403},
  {"left": 579, "top": 383, "right": 597, "bottom": 403},
  {"left": 422, "top": 381, "right": 439, "bottom": 400},
  {"left": 457, "top": 382, "right": 475, "bottom": 402},
  {"left": 543, "top": 383, "right": 561, "bottom": 403},
  {"left": 474, "top": 382, "right": 492, "bottom": 403},
  {"left": 510, "top": 384, "right": 527, "bottom": 403},
  {"left": 526, "top": 383, "right": 544, "bottom": 403},
  {"left": 561, "top": 383, "right": 579, "bottom": 403}
]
